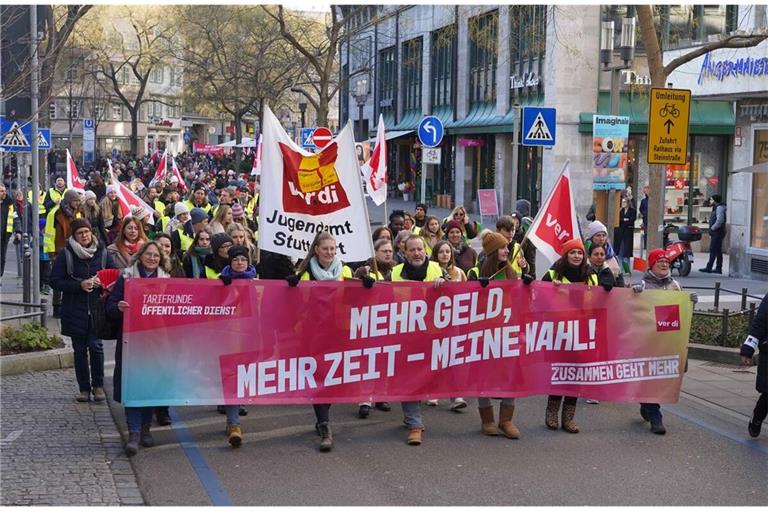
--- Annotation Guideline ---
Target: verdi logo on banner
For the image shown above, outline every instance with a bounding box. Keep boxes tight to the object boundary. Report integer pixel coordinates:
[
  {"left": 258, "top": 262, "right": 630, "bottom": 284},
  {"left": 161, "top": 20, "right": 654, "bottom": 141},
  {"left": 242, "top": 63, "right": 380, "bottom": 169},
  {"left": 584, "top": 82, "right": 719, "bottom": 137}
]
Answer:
[
  {"left": 592, "top": 115, "right": 629, "bottom": 190},
  {"left": 279, "top": 142, "right": 351, "bottom": 214}
]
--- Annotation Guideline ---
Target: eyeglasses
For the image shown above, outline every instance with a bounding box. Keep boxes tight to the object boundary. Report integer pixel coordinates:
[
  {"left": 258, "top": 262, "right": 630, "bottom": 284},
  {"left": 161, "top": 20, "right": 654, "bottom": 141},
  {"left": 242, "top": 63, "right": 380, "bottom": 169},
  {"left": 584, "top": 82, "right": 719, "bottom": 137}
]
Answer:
[{"left": 454, "top": 213, "right": 465, "bottom": 218}]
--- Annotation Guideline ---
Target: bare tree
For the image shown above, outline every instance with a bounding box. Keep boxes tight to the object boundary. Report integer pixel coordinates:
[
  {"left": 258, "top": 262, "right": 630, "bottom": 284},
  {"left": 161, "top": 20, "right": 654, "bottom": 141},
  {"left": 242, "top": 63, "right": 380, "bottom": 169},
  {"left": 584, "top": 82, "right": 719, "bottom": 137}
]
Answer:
[
  {"left": 173, "top": 5, "right": 301, "bottom": 165},
  {"left": 636, "top": 5, "right": 767, "bottom": 250}
]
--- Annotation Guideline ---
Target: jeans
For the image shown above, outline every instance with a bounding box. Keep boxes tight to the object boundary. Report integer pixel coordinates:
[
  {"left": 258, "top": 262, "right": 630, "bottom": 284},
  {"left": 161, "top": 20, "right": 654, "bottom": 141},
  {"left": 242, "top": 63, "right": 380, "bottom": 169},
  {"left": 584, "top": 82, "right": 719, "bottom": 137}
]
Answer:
[
  {"left": 313, "top": 404, "right": 331, "bottom": 424},
  {"left": 753, "top": 393, "right": 767, "bottom": 423},
  {"left": 125, "top": 407, "right": 153, "bottom": 433},
  {"left": 478, "top": 397, "right": 515, "bottom": 408},
  {"left": 71, "top": 334, "right": 104, "bottom": 392},
  {"left": 402, "top": 401, "right": 423, "bottom": 429},
  {"left": 641, "top": 403, "right": 662, "bottom": 423},
  {"left": 706, "top": 231, "right": 725, "bottom": 271},
  {"left": 225, "top": 405, "right": 240, "bottom": 426}
]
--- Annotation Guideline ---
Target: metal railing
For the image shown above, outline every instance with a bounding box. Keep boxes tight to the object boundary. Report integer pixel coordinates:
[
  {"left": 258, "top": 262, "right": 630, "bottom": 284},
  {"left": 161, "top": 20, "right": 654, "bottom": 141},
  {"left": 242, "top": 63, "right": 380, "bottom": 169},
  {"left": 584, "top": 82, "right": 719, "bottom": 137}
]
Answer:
[
  {"left": 1, "top": 299, "right": 48, "bottom": 329},
  {"left": 687, "top": 282, "right": 763, "bottom": 347}
]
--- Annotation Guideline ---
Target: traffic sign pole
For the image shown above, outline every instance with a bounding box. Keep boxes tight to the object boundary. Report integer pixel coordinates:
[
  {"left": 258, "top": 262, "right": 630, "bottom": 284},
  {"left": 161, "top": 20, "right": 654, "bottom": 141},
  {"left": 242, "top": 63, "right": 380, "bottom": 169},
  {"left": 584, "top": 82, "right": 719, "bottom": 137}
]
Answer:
[{"left": 30, "top": 5, "right": 41, "bottom": 305}]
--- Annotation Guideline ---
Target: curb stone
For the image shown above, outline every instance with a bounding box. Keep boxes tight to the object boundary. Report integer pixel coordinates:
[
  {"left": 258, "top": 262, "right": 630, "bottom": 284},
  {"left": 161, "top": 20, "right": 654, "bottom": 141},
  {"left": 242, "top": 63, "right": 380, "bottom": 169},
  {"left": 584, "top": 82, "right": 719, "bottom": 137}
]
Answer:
[
  {"left": 0, "top": 348, "right": 73, "bottom": 376},
  {"left": 688, "top": 342, "right": 756, "bottom": 366}
]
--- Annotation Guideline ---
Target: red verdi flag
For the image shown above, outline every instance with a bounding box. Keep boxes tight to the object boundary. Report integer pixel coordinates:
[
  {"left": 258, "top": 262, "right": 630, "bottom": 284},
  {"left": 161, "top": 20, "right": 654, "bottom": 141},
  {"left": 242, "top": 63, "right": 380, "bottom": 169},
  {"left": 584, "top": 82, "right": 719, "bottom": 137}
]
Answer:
[
  {"left": 152, "top": 150, "right": 168, "bottom": 184},
  {"left": 526, "top": 160, "right": 581, "bottom": 263},
  {"left": 169, "top": 152, "right": 188, "bottom": 193},
  {"left": 360, "top": 114, "right": 387, "bottom": 205},
  {"left": 65, "top": 149, "right": 86, "bottom": 191},
  {"left": 258, "top": 106, "right": 373, "bottom": 261},
  {"left": 108, "top": 159, "right": 155, "bottom": 225}
]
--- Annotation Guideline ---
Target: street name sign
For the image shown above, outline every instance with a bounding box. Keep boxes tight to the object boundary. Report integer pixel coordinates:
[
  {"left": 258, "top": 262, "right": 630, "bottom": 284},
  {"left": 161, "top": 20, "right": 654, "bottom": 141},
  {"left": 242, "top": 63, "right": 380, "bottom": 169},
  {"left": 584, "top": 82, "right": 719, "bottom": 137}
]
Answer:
[
  {"left": 647, "top": 88, "right": 691, "bottom": 165},
  {"left": 417, "top": 116, "right": 444, "bottom": 148},
  {"left": 522, "top": 107, "right": 556, "bottom": 147}
]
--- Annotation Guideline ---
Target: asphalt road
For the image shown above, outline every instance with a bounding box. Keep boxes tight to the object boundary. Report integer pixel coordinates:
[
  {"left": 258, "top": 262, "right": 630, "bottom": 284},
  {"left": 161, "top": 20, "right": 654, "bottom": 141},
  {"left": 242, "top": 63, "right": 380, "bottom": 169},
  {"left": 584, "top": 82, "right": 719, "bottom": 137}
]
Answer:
[{"left": 101, "top": 341, "right": 766, "bottom": 507}]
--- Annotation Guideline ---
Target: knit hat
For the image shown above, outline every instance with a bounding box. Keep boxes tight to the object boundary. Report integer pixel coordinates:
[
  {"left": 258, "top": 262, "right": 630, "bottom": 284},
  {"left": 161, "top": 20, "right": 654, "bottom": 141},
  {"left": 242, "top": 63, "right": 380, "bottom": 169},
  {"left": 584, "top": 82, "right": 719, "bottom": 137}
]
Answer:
[
  {"left": 174, "top": 202, "right": 190, "bottom": 217},
  {"left": 231, "top": 203, "right": 245, "bottom": 218},
  {"left": 190, "top": 207, "right": 207, "bottom": 225},
  {"left": 560, "top": 238, "right": 586, "bottom": 257},
  {"left": 192, "top": 182, "right": 205, "bottom": 192},
  {"left": 481, "top": 230, "right": 508, "bottom": 256},
  {"left": 444, "top": 220, "right": 463, "bottom": 234},
  {"left": 648, "top": 248, "right": 670, "bottom": 269},
  {"left": 106, "top": 184, "right": 119, "bottom": 195},
  {"left": 227, "top": 244, "right": 250, "bottom": 264},
  {"left": 212, "top": 233, "right": 233, "bottom": 255},
  {"left": 83, "top": 190, "right": 97, "bottom": 202},
  {"left": 130, "top": 206, "right": 148, "bottom": 221},
  {"left": 62, "top": 189, "right": 81, "bottom": 206},
  {"left": 70, "top": 218, "right": 92, "bottom": 235},
  {"left": 585, "top": 220, "right": 608, "bottom": 241}
]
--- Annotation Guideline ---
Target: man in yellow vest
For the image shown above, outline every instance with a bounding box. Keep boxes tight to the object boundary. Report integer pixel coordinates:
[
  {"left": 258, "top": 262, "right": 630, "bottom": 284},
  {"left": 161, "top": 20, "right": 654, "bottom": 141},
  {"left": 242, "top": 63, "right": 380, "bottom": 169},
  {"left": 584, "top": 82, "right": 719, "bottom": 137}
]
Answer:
[
  {"left": 45, "top": 189, "right": 83, "bottom": 317},
  {"left": 43, "top": 176, "right": 67, "bottom": 212},
  {"left": 388, "top": 235, "right": 447, "bottom": 446},
  {"left": 171, "top": 207, "right": 208, "bottom": 261}
]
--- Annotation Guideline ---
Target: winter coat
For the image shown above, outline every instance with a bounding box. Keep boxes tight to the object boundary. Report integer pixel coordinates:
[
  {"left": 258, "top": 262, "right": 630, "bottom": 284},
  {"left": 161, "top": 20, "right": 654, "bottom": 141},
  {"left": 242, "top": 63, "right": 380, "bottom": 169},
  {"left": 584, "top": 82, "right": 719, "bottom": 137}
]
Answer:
[
  {"left": 639, "top": 269, "right": 681, "bottom": 291},
  {"left": 614, "top": 206, "right": 636, "bottom": 259},
  {"left": 106, "top": 262, "right": 170, "bottom": 403},
  {"left": 106, "top": 243, "right": 137, "bottom": 269},
  {"left": 452, "top": 243, "right": 477, "bottom": 274},
  {"left": 49, "top": 242, "right": 115, "bottom": 338},
  {"left": 709, "top": 202, "right": 727, "bottom": 235},
  {"left": 741, "top": 293, "right": 767, "bottom": 394}
]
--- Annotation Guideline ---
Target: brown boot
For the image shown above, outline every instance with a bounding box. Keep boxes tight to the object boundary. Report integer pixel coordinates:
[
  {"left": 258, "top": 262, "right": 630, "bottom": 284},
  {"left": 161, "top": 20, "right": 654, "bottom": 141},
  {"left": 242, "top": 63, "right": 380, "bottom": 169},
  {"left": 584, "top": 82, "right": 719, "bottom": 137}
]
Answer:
[
  {"left": 478, "top": 406, "right": 499, "bottom": 436},
  {"left": 498, "top": 403, "right": 521, "bottom": 439},
  {"left": 545, "top": 396, "right": 561, "bottom": 430},
  {"left": 561, "top": 403, "right": 580, "bottom": 433},
  {"left": 406, "top": 428, "right": 423, "bottom": 445}
]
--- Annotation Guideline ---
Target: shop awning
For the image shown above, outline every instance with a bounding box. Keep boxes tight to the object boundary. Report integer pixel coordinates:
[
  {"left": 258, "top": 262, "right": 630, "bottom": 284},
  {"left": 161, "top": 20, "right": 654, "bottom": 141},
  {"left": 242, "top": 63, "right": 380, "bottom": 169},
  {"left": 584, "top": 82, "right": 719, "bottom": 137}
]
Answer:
[
  {"left": 393, "top": 109, "right": 423, "bottom": 130},
  {"left": 448, "top": 102, "right": 511, "bottom": 135},
  {"left": 366, "top": 130, "right": 414, "bottom": 144},
  {"left": 578, "top": 91, "right": 735, "bottom": 135}
]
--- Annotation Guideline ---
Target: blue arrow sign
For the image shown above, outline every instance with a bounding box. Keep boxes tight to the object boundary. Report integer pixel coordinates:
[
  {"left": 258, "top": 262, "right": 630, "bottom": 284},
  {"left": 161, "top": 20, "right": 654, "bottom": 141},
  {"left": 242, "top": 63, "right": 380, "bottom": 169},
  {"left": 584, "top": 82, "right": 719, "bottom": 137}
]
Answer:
[
  {"left": 0, "top": 116, "right": 51, "bottom": 152},
  {"left": 522, "top": 107, "right": 556, "bottom": 147},
  {"left": 417, "top": 116, "right": 444, "bottom": 148}
]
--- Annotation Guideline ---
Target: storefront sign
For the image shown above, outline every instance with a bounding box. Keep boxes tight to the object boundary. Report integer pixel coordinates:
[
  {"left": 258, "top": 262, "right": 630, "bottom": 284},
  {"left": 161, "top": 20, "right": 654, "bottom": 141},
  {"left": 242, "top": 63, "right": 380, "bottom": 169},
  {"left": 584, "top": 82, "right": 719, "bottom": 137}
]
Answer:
[
  {"left": 121, "top": 279, "right": 692, "bottom": 406},
  {"left": 422, "top": 147, "right": 441, "bottom": 164},
  {"left": 192, "top": 142, "right": 224, "bottom": 155},
  {"left": 510, "top": 72, "right": 540, "bottom": 89},
  {"left": 698, "top": 52, "right": 768, "bottom": 84},
  {"left": 592, "top": 115, "right": 629, "bottom": 190},
  {"left": 648, "top": 88, "right": 691, "bottom": 165},
  {"left": 153, "top": 119, "right": 175, "bottom": 128},
  {"left": 458, "top": 137, "right": 485, "bottom": 148},
  {"left": 621, "top": 70, "right": 651, "bottom": 86},
  {"left": 477, "top": 189, "right": 499, "bottom": 217},
  {"left": 739, "top": 102, "right": 768, "bottom": 121},
  {"left": 665, "top": 44, "right": 768, "bottom": 96}
]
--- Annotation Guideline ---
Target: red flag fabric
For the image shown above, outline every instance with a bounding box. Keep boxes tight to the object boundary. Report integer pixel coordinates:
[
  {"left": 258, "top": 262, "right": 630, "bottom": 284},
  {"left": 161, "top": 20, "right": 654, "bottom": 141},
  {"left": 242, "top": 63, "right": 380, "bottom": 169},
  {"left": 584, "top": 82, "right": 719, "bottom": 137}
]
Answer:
[
  {"left": 169, "top": 153, "right": 188, "bottom": 193},
  {"left": 632, "top": 257, "right": 648, "bottom": 272},
  {"left": 65, "top": 149, "right": 86, "bottom": 191},
  {"left": 251, "top": 134, "right": 262, "bottom": 176},
  {"left": 525, "top": 161, "right": 581, "bottom": 263},
  {"left": 152, "top": 150, "right": 168, "bottom": 184},
  {"left": 360, "top": 114, "right": 387, "bottom": 205},
  {"left": 108, "top": 159, "right": 155, "bottom": 225}
]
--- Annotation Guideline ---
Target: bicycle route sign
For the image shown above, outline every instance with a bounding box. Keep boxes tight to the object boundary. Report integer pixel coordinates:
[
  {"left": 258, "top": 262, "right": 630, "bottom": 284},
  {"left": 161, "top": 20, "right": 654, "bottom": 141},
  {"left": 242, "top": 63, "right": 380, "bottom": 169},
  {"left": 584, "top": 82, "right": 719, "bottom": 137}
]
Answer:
[{"left": 647, "top": 88, "right": 691, "bottom": 165}]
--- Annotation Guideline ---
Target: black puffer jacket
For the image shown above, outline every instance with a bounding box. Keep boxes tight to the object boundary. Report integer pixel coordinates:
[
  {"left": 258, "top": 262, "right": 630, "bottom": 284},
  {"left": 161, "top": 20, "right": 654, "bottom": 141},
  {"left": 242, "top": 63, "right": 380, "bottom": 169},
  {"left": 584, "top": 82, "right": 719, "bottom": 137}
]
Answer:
[
  {"left": 49, "top": 242, "right": 115, "bottom": 338},
  {"left": 741, "top": 293, "right": 767, "bottom": 394}
]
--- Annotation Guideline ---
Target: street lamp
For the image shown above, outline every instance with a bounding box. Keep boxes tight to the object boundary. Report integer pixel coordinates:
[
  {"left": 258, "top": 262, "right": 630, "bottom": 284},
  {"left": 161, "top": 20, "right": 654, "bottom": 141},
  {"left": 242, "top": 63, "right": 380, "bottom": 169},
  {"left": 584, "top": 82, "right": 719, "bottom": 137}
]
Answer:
[
  {"left": 298, "top": 101, "right": 307, "bottom": 129},
  {"left": 353, "top": 78, "right": 368, "bottom": 142}
]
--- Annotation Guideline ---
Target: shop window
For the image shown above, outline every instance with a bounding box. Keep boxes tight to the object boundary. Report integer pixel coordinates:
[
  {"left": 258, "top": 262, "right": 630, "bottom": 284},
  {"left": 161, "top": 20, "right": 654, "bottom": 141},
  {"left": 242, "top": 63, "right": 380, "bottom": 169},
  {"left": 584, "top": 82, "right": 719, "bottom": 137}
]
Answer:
[
  {"left": 431, "top": 25, "right": 455, "bottom": 108},
  {"left": 468, "top": 10, "right": 498, "bottom": 105},
  {"left": 510, "top": 5, "right": 546, "bottom": 101},
  {"left": 402, "top": 37, "right": 423, "bottom": 112},
  {"left": 377, "top": 46, "right": 396, "bottom": 119},
  {"left": 752, "top": 130, "right": 768, "bottom": 249}
]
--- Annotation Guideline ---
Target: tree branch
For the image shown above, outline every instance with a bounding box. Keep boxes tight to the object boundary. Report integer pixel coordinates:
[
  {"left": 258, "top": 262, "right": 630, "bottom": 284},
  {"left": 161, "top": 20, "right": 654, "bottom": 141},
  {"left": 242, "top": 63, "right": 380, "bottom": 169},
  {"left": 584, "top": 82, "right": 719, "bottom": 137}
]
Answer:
[{"left": 663, "top": 34, "right": 768, "bottom": 77}]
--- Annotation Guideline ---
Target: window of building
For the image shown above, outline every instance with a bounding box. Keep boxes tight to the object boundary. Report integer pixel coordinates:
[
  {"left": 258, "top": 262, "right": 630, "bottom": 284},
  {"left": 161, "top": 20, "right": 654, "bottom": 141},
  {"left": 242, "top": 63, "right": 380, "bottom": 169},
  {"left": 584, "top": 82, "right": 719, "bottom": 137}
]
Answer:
[
  {"left": 468, "top": 10, "right": 498, "bottom": 105},
  {"left": 49, "top": 103, "right": 56, "bottom": 120},
  {"left": 66, "top": 101, "right": 80, "bottom": 120},
  {"left": 510, "top": 5, "right": 546, "bottom": 100},
  {"left": 150, "top": 67, "right": 164, "bottom": 84},
  {"left": 659, "top": 4, "right": 733, "bottom": 49},
  {"left": 112, "top": 104, "right": 122, "bottom": 121},
  {"left": 431, "top": 25, "right": 456, "bottom": 108},
  {"left": 94, "top": 104, "right": 103, "bottom": 120},
  {"left": 401, "top": 37, "right": 423, "bottom": 112},
  {"left": 377, "top": 46, "right": 397, "bottom": 119},
  {"left": 752, "top": 129, "right": 768, "bottom": 249}
]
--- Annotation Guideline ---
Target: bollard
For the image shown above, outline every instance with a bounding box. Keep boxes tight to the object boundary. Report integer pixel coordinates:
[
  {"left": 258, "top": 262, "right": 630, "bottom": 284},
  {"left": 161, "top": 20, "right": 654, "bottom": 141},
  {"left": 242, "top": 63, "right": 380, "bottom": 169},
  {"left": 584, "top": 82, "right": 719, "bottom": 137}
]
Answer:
[
  {"left": 741, "top": 288, "right": 748, "bottom": 311},
  {"left": 714, "top": 282, "right": 721, "bottom": 312},
  {"left": 40, "top": 297, "right": 47, "bottom": 329},
  {"left": 721, "top": 308, "right": 729, "bottom": 343},
  {"left": 748, "top": 302, "right": 756, "bottom": 328}
]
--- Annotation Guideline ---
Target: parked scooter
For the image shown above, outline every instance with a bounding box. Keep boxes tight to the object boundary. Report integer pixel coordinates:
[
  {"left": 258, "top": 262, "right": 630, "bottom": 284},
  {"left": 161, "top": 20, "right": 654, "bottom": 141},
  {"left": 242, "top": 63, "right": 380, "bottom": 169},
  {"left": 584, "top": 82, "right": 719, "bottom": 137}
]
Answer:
[{"left": 662, "top": 224, "right": 702, "bottom": 277}]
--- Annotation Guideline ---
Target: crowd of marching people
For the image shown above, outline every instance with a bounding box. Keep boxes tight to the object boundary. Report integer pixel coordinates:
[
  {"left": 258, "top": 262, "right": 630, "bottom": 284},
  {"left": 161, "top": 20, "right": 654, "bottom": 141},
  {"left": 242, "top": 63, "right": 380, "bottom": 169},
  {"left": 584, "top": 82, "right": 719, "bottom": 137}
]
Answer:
[{"left": 1, "top": 151, "right": 765, "bottom": 458}]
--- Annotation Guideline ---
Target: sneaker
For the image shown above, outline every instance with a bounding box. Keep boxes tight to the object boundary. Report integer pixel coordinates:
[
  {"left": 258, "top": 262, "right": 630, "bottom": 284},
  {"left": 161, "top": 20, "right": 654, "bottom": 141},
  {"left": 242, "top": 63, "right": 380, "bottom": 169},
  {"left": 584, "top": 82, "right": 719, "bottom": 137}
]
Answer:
[
  {"left": 227, "top": 425, "right": 242, "bottom": 448},
  {"left": 92, "top": 387, "right": 106, "bottom": 402},
  {"left": 585, "top": 399, "right": 600, "bottom": 404},
  {"left": 650, "top": 421, "right": 666, "bottom": 435},
  {"left": 425, "top": 399, "right": 439, "bottom": 406},
  {"left": 698, "top": 268, "right": 712, "bottom": 273},
  {"left": 238, "top": 406, "right": 248, "bottom": 416},
  {"left": 75, "top": 391, "right": 90, "bottom": 402},
  {"left": 358, "top": 405, "right": 370, "bottom": 419},
  {"left": 374, "top": 402, "right": 391, "bottom": 412},
  {"left": 748, "top": 418, "right": 761, "bottom": 438},
  {"left": 450, "top": 398, "right": 467, "bottom": 411}
]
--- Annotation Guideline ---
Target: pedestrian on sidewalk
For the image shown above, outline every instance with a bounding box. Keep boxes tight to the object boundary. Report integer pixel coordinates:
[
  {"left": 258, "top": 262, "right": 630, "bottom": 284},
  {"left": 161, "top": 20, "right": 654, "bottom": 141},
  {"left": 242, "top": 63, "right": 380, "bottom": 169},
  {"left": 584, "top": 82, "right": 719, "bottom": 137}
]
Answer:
[
  {"left": 106, "top": 241, "right": 170, "bottom": 456},
  {"left": 741, "top": 292, "right": 767, "bottom": 438},
  {"left": 700, "top": 194, "right": 727, "bottom": 274},
  {"left": 49, "top": 218, "right": 115, "bottom": 403}
]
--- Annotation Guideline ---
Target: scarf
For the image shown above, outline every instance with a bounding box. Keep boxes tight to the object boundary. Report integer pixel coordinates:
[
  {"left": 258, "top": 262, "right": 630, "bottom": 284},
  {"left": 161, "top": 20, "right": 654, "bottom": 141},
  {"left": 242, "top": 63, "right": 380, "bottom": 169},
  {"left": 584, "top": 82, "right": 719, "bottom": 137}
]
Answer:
[
  {"left": 118, "top": 240, "right": 144, "bottom": 267},
  {"left": 309, "top": 256, "right": 342, "bottom": 281},
  {"left": 402, "top": 258, "right": 429, "bottom": 281},
  {"left": 68, "top": 236, "right": 98, "bottom": 260},
  {"left": 220, "top": 265, "right": 257, "bottom": 279},
  {"left": 60, "top": 203, "right": 76, "bottom": 219}
]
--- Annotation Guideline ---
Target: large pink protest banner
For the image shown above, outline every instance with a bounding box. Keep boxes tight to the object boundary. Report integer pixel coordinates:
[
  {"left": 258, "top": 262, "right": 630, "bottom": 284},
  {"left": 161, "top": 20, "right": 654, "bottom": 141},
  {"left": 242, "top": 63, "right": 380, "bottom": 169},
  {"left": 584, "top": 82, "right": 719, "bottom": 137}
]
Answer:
[{"left": 122, "top": 279, "right": 692, "bottom": 407}]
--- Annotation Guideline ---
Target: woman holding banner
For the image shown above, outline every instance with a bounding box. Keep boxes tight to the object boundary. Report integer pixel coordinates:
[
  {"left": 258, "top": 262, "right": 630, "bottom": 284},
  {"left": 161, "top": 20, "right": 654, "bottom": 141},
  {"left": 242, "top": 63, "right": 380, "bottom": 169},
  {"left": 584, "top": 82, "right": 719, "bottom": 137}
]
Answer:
[
  {"left": 584, "top": 221, "right": 625, "bottom": 287},
  {"left": 106, "top": 241, "right": 170, "bottom": 456},
  {"left": 542, "top": 238, "right": 597, "bottom": 433},
  {"left": 289, "top": 232, "right": 353, "bottom": 452}
]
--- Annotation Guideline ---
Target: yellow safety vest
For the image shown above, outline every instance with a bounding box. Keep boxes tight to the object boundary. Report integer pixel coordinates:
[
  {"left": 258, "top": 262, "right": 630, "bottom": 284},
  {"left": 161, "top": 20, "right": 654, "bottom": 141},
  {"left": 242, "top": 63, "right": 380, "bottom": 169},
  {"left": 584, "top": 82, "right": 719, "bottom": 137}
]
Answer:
[
  {"left": 159, "top": 216, "right": 171, "bottom": 231},
  {"left": 48, "top": 188, "right": 65, "bottom": 205},
  {"left": 299, "top": 265, "right": 353, "bottom": 281},
  {"left": 205, "top": 266, "right": 220, "bottom": 279},
  {"left": 245, "top": 194, "right": 259, "bottom": 216},
  {"left": 177, "top": 228, "right": 193, "bottom": 252},
  {"left": 390, "top": 261, "right": 443, "bottom": 282},
  {"left": 153, "top": 200, "right": 166, "bottom": 215},
  {"left": 183, "top": 200, "right": 211, "bottom": 215},
  {"left": 6, "top": 204, "right": 15, "bottom": 233},
  {"left": 547, "top": 269, "right": 598, "bottom": 286},
  {"left": 28, "top": 191, "right": 46, "bottom": 215},
  {"left": 43, "top": 206, "right": 59, "bottom": 254}
]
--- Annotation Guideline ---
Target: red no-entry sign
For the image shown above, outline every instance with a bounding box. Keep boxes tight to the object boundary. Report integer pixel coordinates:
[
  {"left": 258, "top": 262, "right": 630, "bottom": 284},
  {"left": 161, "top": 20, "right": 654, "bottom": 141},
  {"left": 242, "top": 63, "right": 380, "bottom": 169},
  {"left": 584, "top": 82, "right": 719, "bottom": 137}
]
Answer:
[{"left": 311, "top": 127, "right": 333, "bottom": 149}]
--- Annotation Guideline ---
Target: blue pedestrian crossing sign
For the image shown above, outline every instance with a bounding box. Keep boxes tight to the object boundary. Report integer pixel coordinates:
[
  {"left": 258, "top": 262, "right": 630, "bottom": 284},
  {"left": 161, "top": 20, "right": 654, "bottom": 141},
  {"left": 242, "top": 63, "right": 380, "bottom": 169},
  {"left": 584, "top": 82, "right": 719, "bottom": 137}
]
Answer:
[
  {"left": 300, "top": 127, "right": 315, "bottom": 148},
  {"left": 522, "top": 107, "right": 556, "bottom": 147},
  {"left": 0, "top": 116, "right": 51, "bottom": 152},
  {"left": 417, "top": 116, "right": 444, "bottom": 148}
]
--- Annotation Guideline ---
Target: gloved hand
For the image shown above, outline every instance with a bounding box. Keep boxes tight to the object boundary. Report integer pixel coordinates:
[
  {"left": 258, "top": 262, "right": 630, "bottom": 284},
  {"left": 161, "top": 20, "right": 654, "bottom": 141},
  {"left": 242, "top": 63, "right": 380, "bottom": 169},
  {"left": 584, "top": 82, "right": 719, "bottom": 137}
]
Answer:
[
  {"left": 632, "top": 283, "right": 644, "bottom": 294},
  {"left": 602, "top": 282, "right": 613, "bottom": 292},
  {"left": 362, "top": 275, "right": 375, "bottom": 289},
  {"left": 521, "top": 274, "right": 534, "bottom": 285},
  {"left": 219, "top": 274, "right": 232, "bottom": 286},
  {"left": 286, "top": 274, "right": 300, "bottom": 287},
  {"left": 690, "top": 292, "right": 698, "bottom": 304},
  {"left": 478, "top": 277, "right": 489, "bottom": 288}
]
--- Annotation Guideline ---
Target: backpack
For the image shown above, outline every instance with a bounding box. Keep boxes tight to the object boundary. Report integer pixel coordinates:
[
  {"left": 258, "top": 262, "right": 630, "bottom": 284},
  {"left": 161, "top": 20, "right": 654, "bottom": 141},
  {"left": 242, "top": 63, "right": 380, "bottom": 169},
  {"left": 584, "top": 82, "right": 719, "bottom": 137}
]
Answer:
[{"left": 65, "top": 248, "right": 118, "bottom": 340}]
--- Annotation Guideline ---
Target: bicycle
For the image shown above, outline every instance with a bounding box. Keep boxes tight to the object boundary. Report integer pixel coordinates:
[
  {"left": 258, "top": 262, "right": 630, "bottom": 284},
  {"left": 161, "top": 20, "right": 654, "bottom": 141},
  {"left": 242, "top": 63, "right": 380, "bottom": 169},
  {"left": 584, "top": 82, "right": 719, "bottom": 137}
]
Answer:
[{"left": 659, "top": 103, "right": 680, "bottom": 118}]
